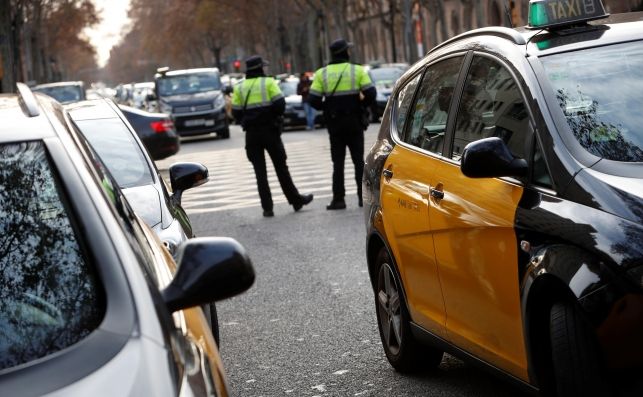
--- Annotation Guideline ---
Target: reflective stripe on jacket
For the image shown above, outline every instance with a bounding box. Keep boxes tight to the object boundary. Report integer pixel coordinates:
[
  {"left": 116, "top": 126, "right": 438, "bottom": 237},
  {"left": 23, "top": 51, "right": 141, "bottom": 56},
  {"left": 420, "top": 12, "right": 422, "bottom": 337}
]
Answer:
[
  {"left": 231, "top": 77, "right": 285, "bottom": 130},
  {"left": 310, "top": 62, "right": 373, "bottom": 97},
  {"left": 308, "top": 62, "right": 376, "bottom": 115}
]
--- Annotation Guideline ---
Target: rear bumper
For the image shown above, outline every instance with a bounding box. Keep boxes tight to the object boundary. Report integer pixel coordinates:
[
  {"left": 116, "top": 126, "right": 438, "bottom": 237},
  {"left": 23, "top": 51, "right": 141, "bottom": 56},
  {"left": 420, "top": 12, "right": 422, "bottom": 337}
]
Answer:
[{"left": 143, "top": 133, "right": 180, "bottom": 160}]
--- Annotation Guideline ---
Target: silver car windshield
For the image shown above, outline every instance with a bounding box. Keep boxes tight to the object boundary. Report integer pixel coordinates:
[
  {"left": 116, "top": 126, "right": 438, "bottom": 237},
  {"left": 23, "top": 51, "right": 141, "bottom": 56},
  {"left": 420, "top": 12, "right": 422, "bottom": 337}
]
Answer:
[{"left": 541, "top": 41, "right": 643, "bottom": 162}]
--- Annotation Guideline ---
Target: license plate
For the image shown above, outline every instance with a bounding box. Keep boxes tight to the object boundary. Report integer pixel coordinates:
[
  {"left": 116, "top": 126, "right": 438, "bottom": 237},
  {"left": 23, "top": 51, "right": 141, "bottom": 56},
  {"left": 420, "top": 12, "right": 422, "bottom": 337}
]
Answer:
[
  {"left": 204, "top": 119, "right": 215, "bottom": 127},
  {"left": 184, "top": 119, "right": 205, "bottom": 127}
]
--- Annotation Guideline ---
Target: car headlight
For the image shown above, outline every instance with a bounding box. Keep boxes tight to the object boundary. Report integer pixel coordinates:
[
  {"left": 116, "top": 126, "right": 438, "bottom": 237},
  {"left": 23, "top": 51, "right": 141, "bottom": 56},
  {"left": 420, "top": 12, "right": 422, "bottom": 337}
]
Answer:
[
  {"left": 160, "top": 101, "right": 172, "bottom": 114},
  {"left": 213, "top": 95, "right": 225, "bottom": 110}
]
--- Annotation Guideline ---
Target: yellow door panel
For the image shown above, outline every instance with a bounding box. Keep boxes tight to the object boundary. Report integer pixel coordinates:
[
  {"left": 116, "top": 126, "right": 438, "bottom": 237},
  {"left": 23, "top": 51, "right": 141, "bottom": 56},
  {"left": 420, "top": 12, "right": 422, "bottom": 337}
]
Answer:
[
  {"left": 381, "top": 145, "right": 446, "bottom": 338},
  {"left": 430, "top": 160, "right": 528, "bottom": 380}
]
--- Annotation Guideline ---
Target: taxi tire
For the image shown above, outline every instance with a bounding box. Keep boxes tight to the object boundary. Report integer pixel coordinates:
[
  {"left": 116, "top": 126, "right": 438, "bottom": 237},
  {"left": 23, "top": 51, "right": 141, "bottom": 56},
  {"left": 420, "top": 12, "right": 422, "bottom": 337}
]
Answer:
[
  {"left": 549, "top": 302, "right": 612, "bottom": 397},
  {"left": 374, "top": 248, "right": 443, "bottom": 373},
  {"left": 203, "top": 303, "right": 221, "bottom": 347}
]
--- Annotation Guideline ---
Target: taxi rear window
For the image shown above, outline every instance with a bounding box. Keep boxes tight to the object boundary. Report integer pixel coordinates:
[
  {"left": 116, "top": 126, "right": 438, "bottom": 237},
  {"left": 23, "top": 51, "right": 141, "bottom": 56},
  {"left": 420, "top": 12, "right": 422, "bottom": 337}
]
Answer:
[{"left": 541, "top": 41, "right": 643, "bottom": 162}]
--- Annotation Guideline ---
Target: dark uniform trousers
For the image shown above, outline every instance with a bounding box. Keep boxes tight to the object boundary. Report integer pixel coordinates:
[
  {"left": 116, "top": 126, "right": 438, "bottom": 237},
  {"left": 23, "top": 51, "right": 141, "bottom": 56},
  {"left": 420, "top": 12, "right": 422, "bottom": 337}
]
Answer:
[
  {"left": 245, "top": 127, "right": 301, "bottom": 211},
  {"left": 327, "top": 115, "right": 364, "bottom": 200}
]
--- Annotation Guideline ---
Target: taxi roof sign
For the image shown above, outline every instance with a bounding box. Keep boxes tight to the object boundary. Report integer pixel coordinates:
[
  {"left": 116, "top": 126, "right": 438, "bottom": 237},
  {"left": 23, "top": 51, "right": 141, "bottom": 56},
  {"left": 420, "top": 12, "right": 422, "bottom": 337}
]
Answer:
[{"left": 528, "top": 0, "right": 608, "bottom": 29}]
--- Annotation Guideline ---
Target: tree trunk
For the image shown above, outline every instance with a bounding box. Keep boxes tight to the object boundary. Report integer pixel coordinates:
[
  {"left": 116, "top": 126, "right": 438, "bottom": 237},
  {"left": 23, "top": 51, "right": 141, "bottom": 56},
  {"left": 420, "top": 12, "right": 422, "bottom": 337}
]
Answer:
[{"left": 0, "top": 0, "right": 15, "bottom": 92}]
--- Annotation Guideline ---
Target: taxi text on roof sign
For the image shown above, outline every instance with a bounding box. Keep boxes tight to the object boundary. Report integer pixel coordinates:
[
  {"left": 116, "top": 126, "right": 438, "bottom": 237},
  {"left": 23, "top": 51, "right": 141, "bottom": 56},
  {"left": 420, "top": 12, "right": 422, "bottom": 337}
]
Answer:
[{"left": 528, "top": 0, "right": 608, "bottom": 29}]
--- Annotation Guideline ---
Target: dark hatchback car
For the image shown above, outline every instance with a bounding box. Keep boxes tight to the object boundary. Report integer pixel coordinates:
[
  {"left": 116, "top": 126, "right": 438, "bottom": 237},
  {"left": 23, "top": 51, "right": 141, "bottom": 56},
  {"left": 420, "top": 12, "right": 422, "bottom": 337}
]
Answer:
[
  {"left": 32, "top": 81, "right": 86, "bottom": 104},
  {"left": 0, "top": 84, "right": 254, "bottom": 395},
  {"left": 153, "top": 67, "right": 230, "bottom": 139},
  {"left": 364, "top": 2, "right": 643, "bottom": 396},
  {"left": 65, "top": 99, "right": 221, "bottom": 341},
  {"left": 119, "top": 104, "right": 180, "bottom": 160}
]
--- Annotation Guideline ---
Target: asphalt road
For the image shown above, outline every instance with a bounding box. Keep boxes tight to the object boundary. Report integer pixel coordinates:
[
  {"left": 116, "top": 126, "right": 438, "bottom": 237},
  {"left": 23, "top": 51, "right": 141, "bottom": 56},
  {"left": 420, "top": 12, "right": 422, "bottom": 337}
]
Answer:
[{"left": 156, "top": 123, "right": 532, "bottom": 397}]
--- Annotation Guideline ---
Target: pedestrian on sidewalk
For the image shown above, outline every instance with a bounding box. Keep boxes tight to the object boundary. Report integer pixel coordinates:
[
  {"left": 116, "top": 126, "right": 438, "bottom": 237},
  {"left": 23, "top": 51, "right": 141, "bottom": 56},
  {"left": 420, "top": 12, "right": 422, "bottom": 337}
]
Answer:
[
  {"left": 308, "top": 38, "right": 376, "bottom": 210},
  {"left": 232, "top": 55, "right": 313, "bottom": 217},
  {"left": 297, "top": 72, "right": 315, "bottom": 130}
]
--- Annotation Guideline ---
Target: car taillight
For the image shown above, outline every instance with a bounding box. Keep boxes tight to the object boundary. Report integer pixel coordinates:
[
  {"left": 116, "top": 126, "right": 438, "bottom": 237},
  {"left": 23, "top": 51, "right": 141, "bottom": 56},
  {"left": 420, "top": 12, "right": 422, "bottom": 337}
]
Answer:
[{"left": 151, "top": 120, "right": 174, "bottom": 133}]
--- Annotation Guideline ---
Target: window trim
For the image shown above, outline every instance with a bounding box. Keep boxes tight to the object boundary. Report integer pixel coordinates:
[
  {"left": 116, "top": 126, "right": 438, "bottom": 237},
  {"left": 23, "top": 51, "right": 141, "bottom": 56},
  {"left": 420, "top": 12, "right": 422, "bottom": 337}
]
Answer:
[{"left": 390, "top": 51, "right": 470, "bottom": 162}]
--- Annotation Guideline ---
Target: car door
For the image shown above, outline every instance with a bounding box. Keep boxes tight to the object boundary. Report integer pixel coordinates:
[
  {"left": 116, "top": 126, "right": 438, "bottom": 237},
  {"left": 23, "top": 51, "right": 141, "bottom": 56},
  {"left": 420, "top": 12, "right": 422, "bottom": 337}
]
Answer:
[
  {"left": 380, "top": 55, "right": 465, "bottom": 338},
  {"left": 428, "top": 54, "right": 532, "bottom": 379}
]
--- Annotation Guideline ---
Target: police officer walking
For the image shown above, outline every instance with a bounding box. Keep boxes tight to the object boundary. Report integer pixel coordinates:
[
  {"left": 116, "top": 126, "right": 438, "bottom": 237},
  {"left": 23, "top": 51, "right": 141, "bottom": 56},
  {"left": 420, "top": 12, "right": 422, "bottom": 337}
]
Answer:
[
  {"left": 308, "top": 39, "right": 376, "bottom": 210},
  {"left": 232, "top": 55, "right": 313, "bottom": 217}
]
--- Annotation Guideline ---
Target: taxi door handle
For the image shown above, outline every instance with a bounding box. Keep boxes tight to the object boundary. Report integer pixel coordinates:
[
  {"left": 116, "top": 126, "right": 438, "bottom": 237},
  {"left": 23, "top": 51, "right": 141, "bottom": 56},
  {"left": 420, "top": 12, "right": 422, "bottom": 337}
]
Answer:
[
  {"left": 430, "top": 188, "right": 444, "bottom": 200},
  {"left": 383, "top": 169, "right": 393, "bottom": 179}
]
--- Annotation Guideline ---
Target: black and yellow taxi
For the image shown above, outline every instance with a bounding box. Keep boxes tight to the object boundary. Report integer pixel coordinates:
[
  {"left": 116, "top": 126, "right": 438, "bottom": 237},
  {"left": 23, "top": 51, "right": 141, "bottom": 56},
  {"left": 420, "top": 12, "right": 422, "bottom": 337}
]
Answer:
[{"left": 363, "top": 1, "right": 643, "bottom": 396}]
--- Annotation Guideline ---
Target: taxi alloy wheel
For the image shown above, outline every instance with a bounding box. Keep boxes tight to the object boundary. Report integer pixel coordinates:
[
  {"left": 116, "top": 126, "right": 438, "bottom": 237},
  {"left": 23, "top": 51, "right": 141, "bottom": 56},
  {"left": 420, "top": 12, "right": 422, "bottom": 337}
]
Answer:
[
  {"left": 374, "top": 248, "right": 443, "bottom": 372},
  {"left": 377, "top": 261, "right": 403, "bottom": 356}
]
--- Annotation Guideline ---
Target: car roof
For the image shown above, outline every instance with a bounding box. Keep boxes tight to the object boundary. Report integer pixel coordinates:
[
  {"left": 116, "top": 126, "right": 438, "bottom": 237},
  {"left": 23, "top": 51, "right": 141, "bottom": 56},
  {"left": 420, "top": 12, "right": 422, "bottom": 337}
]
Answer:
[
  {"left": 32, "top": 81, "right": 84, "bottom": 89},
  {"left": 163, "top": 67, "right": 220, "bottom": 76},
  {"left": 0, "top": 93, "right": 61, "bottom": 143},
  {"left": 429, "top": 12, "right": 643, "bottom": 58},
  {"left": 65, "top": 98, "right": 119, "bottom": 121}
]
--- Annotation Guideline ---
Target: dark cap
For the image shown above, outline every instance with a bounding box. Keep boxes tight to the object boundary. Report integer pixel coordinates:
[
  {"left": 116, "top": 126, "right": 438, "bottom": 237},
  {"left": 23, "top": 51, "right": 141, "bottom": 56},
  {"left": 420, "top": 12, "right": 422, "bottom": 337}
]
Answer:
[
  {"left": 245, "top": 55, "right": 269, "bottom": 71},
  {"left": 329, "top": 38, "right": 353, "bottom": 54}
]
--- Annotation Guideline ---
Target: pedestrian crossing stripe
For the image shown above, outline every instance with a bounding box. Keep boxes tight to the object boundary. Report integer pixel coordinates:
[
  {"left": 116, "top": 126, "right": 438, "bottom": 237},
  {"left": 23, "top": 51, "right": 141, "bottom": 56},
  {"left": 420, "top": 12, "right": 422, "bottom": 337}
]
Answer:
[{"left": 157, "top": 140, "right": 359, "bottom": 214}]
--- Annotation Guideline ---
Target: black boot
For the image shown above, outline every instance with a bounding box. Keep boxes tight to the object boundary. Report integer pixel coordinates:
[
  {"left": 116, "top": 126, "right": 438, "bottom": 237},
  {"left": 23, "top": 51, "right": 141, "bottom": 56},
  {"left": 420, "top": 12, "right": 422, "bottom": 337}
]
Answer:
[
  {"left": 326, "top": 198, "right": 346, "bottom": 210},
  {"left": 293, "top": 193, "right": 314, "bottom": 211}
]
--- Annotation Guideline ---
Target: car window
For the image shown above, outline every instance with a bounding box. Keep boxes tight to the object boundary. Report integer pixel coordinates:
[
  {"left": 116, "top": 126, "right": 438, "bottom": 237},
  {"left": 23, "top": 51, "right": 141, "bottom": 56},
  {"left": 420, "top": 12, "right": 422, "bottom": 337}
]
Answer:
[
  {"left": 394, "top": 73, "right": 421, "bottom": 136},
  {"left": 404, "top": 56, "right": 464, "bottom": 155},
  {"left": 0, "top": 141, "right": 105, "bottom": 370},
  {"left": 540, "top": 41, "right": 643, "bottom": 162},
  {"left": 34, "top": 86, "right": 83, "bottom": 104},
  {"left": 74, "top": 118, "right": 154, "bottom": 188},
  {"left": 279, "top": 80, "right": 298, "bottom": 97},
  {"left": 452, "top": 56, "right": 531, "bottom": 162}
]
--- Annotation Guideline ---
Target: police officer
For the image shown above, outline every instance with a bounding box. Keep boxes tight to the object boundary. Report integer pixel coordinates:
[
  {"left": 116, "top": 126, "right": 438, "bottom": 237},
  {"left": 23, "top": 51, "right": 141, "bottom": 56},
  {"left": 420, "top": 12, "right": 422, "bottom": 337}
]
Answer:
[
  {"left": 309, "top": 39, "right": 376, "bottom": 210},
  {"left": 232, "top": 55, "right": 313, "bottom": 217}
]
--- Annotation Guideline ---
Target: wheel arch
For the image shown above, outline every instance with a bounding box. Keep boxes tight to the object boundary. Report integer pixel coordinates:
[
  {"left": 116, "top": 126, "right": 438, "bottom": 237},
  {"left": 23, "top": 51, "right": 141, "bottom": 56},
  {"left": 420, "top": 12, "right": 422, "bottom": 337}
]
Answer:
[{"left": 521, "top": 243, "right": 615, "bottom": 391}]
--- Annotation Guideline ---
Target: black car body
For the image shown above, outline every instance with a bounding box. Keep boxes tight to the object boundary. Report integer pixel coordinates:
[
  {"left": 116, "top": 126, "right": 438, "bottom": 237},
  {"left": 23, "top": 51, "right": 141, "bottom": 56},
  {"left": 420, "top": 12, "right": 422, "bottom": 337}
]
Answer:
[
  {"left": 0, "top": 84, "right": 254, "bottom": 395},
  {"left": 364, "top": 4, "right": 642, "bottom": 396},
  {"left": 32, "top": 81, "right": 86, "bottom": 104},
  {"left": 119, "top": 104, "right": 180, "bottom": 160},
  {"left": 154, "top": 67, "right": 230, "bottom": 139}
]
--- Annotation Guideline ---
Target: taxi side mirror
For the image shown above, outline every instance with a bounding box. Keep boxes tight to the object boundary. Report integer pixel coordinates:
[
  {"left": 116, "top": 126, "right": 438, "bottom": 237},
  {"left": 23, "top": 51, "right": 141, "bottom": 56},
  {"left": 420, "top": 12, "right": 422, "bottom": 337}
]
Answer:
[
  {"left": 460, "top": 137, "right": 527, "bottom": 178},
  {"left": 162, "top": 237, "right": 255, "bottom": 312}
]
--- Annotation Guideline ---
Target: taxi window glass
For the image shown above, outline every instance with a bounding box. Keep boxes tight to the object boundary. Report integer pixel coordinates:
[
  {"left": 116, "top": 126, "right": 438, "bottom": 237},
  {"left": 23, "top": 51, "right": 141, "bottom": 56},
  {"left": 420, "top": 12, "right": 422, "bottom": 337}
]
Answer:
[
  {"left": 394, "top": 73, "right": 421, "bottom": 135},
  {"left": 404, "top": 56, "right": 463, "bottom": 155},
  {"left": 0, "top": 141, "right": 105, "bottom": 370},
  {"left": 452, "top": 56, "right": 531, "bottom": 161},
  {"left": 541, "top": 42, "right": 643, "bottom": 162},
  {"left": 75, "top": 118, "right": 154, "bottom": 188}
]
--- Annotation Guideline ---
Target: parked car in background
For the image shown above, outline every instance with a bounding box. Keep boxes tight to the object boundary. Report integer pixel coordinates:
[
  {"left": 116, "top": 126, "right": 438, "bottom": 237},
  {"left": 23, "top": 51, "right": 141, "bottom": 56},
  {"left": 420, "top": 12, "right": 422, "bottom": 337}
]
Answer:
[
  {"left": 65, "top": 98, "right": 221, "bottom": 343},
  {"left": 278, "top": 75, "right": 322, "bottom": 129},
  {"left": 119, "top": 104, "right": 180, "bottom": 160},
  {"left": 152, "top": 67, "right": 230, "bottom": 139},
  {"left": 367, "top": 66, "right": 406, "bottom": 121},
  {"left": 1, "top": 83, "right": 254, "bottom": 395},
  {"left": 131, "top": 81, "right": 156, "bottom": 111},
  {"left": 31, "top": 81, "right": 86, "bottom": 104}
]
